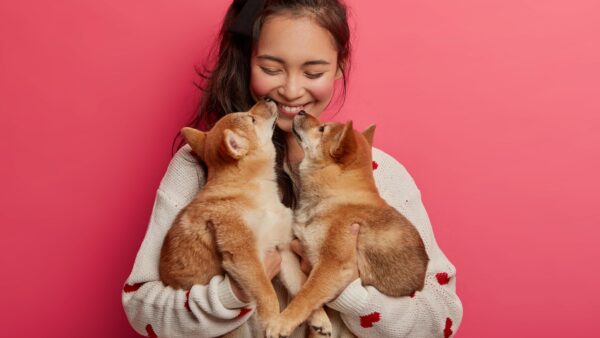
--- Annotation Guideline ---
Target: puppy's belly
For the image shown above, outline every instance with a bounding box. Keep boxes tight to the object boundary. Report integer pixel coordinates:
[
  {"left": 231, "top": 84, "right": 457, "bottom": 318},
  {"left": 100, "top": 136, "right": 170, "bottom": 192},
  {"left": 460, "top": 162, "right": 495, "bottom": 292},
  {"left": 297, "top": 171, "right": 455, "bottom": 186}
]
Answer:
[
  {"left": 244, "top": 206, "right": 294, "bottom": 255},
  {"left": 292, "top": 222, "right": 327, "bottom": 265}
]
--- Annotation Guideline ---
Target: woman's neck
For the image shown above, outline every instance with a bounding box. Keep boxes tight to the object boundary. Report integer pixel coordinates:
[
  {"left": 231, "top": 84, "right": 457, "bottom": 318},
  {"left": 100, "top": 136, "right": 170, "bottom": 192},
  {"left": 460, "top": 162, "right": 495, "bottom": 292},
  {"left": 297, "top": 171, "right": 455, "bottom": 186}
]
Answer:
[{"left": 284, "top": 131, "right": 304, "bottom": 166}]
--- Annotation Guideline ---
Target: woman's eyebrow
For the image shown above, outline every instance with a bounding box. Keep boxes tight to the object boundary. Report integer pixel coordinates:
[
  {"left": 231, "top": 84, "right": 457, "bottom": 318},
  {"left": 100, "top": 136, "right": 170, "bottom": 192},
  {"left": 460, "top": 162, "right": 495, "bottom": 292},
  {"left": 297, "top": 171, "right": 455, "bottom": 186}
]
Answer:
[{"left": 257, "top": 54, "right": 331, "bottom": 66}]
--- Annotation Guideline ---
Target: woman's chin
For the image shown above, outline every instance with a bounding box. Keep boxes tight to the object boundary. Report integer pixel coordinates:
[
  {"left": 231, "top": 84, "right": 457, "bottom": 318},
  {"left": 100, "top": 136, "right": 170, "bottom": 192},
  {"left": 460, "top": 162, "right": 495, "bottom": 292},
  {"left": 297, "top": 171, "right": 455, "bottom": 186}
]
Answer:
[{"left": 276, "top": 118, "right": 293, "bottom": 133}]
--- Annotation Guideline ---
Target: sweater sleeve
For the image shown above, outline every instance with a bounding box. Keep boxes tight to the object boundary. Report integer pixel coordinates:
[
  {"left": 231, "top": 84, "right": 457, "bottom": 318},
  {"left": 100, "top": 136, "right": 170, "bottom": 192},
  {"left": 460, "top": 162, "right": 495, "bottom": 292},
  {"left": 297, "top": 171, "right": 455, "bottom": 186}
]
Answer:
[
  {"left": 326, "top": 148, "right": 463, "bottom": 338},
  {"left": 121, "top": 145, "right": 255, "bottom": 338}
]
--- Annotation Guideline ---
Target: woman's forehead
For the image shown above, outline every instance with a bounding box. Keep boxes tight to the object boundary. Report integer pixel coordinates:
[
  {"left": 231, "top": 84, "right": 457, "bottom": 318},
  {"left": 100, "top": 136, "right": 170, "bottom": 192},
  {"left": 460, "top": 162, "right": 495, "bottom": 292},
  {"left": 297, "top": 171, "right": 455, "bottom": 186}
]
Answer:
[{"left": 254, "top": 15, "right": 338, "bottom": 65}]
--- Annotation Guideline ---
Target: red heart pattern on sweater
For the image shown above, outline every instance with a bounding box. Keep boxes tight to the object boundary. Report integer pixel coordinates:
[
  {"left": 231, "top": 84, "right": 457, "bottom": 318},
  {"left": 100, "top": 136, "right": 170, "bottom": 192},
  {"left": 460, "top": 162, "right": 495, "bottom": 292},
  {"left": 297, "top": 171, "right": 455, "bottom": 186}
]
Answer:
[
  {"left": 146, "top": 324, "right": 157, "bottom": 338},
  {"left": 360, "top": 312, "right": 381, "bottom": 328},
  {"left": 184, "top": 290, "right": 191, "bottom": 312},
  {"left": 372, "top": 161, "right": 379, "bottom": 170},
  {"left": 123, "top": 282, "right": 145, "bottom": 292},
  {"left": 444, "top": 318, "right": 453, "bottom": 338},
  {"left": 436, "top": 272, "right": 450, "bottom": 285},
  {"left": 236, "top": 307, "right": 252, "bottom": 319}
]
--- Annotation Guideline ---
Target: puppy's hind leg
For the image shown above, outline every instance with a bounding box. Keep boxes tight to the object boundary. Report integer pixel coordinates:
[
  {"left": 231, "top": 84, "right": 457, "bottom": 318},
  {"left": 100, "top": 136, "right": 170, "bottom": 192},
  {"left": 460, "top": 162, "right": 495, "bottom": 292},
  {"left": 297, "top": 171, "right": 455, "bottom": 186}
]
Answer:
[
  {"left": 278, "top": 248, "right": 332, "bottom": 337},
  {"left": 307, "top": 310, "right": 356, "bottom": 338}
]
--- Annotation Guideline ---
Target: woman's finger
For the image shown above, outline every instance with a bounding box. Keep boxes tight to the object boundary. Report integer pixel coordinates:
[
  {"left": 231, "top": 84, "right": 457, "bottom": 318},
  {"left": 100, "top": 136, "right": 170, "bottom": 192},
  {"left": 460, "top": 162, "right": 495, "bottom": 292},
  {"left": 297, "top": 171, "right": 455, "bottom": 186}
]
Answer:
[
  {"left": 300, "top": 260, "right": 311, "bottom": 275},
  {"left": 290, "top": 239, "right": 304, "bottom": 256},
  {"left": 264, "top": 249, "right": 282, "bottom": 280},
  {"left": 350, "top": 223, "right": 360, "bottom": 236}
]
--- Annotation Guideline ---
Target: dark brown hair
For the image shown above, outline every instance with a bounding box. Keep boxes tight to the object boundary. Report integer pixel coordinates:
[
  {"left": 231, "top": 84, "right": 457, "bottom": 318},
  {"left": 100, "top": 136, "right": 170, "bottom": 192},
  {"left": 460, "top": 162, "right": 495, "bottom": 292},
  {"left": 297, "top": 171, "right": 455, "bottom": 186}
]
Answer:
[{"left": 173, "top": 0, "right": 352, "bottom": 208}]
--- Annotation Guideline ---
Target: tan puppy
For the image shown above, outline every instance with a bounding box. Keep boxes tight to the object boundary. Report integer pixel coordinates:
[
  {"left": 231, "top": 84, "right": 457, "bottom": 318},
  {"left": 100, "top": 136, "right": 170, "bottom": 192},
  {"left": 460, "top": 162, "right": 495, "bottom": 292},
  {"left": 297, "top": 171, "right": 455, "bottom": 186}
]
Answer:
[
  {"left": 267, "top": 112, "right": 429, "bottom": 338},
  {"left": 159, "top": 100, "right": 331, "bottom": 337}
]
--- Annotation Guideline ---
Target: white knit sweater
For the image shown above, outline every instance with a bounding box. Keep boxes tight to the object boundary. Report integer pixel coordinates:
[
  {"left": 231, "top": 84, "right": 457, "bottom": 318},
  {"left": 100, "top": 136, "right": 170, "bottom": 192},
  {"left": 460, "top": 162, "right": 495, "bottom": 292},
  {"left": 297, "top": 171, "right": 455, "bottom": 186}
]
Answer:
[{"left": 122, "top": 144, "right": 463, "bottom": 338}]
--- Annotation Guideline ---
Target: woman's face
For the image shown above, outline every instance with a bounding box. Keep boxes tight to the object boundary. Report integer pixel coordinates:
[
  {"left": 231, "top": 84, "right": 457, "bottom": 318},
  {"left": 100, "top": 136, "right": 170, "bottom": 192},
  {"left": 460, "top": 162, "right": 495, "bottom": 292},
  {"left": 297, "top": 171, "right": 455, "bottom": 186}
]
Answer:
[{"left": 250, "top": 14, "right": 342, "bottom": 133}]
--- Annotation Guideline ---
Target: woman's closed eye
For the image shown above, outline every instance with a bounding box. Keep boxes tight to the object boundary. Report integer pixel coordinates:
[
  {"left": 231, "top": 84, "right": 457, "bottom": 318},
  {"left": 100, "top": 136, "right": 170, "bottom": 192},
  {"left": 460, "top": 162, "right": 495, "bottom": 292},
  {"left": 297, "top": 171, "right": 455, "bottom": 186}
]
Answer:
[
  {"left": 260, "top": 67, "right": 281, "bottom": 75},
  {"left": 305, "top": 72, "right": 324, "bottom": 79},
  {"left": 260, "top": 67, "right": 324, "bottom": 79}
]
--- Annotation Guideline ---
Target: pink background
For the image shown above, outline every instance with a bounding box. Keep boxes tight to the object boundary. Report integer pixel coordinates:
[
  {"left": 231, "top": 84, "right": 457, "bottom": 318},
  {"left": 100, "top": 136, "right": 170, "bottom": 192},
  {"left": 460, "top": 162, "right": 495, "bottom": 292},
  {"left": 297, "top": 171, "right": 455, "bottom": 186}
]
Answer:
[{"left": 2, "top": 0, "right": 599, "bottom": 337}]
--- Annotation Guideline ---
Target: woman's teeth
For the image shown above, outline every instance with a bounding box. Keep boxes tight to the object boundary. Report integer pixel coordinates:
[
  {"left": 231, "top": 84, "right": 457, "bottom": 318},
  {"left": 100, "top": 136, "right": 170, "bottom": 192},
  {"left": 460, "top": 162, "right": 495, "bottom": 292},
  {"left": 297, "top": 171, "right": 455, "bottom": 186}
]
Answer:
[{"left": 278, "top": 103, "right": 305, "bottom": 114}]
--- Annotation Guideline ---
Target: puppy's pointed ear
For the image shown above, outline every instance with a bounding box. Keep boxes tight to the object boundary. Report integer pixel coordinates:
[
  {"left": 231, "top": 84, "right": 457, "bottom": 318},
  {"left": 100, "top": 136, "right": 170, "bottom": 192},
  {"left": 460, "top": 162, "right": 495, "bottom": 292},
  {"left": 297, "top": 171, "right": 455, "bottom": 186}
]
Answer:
[
  {"left": 362, "top": 124, "right": 376, "bottom": 147},
  {"left": 223, "top": 129, "right": 249, "bottom": 159},
  {"left": 330, "top": 120, "right": 357, "bottom": 161},
  {"left": 181, "top": 127, "right": 206, "bottom": 158}
]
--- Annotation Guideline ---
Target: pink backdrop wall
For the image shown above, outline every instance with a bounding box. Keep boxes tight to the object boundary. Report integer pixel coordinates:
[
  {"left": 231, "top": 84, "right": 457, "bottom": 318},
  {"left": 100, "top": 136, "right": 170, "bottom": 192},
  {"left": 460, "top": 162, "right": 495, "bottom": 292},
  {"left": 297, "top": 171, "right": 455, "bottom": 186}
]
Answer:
[{"left": 2, "top": 0, "right": 599, "bottom": 337}]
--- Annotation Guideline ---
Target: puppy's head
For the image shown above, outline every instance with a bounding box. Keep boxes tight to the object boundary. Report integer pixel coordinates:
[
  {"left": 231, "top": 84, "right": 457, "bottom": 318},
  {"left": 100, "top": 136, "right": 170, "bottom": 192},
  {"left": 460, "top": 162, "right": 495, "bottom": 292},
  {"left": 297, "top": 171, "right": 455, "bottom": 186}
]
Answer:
[
  {"left": 180, "top": 99, "right": 278, "bottom": 167},
  {"left": 292, "top": 111, "right": 375, "bottom": 170}
]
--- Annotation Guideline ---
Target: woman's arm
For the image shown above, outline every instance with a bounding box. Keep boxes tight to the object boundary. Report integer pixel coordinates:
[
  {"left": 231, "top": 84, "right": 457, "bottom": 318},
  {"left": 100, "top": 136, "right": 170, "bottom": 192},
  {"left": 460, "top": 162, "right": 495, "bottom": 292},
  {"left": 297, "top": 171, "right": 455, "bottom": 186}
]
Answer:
[
  {"left": 121, "top": 145, "right": 255, "bottom": 337},
  {"left": 326, "top": 148, "right": 463, "bottom": 338}
]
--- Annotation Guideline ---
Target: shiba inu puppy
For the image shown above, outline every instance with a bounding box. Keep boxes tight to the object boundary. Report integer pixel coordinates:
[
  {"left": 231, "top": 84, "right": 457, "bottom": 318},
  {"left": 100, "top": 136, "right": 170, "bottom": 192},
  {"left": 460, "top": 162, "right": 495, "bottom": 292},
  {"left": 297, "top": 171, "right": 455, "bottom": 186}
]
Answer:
[
  {"left": 159, "top": 100, "right": 330, "bottom": 337},
  {"left": 266, "top": 112, "right": 429, "bottom": 338}
]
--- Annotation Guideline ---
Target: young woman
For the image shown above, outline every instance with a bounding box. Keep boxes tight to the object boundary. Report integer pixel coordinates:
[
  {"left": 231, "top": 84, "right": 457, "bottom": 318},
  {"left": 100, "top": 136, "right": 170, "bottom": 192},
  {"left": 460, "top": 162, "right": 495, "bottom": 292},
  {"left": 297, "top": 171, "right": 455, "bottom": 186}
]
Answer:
[{"left": 122, "top": 1, "right": 463, "bottom": 337}]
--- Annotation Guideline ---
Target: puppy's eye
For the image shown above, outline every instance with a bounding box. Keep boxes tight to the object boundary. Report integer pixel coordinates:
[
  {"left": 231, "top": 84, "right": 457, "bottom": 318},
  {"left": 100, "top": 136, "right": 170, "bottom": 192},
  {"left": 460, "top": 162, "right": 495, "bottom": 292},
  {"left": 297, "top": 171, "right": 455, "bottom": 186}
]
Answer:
[
  {"left": 251, "top": 116, "right": 256, "bottom": 123},
  {"left": 318, "top": 125, "right": 325, "bottom": 132}
]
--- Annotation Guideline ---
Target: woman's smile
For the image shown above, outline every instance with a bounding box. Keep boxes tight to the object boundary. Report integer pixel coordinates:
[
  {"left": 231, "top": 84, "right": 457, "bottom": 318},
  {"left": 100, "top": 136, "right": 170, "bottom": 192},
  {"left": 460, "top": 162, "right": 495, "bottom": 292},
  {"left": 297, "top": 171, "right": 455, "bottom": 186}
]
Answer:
[{"left": 276, "top": 101, "right": 310, "bottom": 117}]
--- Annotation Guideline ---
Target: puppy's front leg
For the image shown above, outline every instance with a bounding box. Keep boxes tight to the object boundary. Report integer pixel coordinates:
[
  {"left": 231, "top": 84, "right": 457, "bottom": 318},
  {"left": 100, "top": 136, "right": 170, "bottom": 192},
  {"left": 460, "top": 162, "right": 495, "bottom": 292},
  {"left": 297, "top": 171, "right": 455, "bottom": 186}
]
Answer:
[
  {"left": 267, "top": 235, "right": 356, "bottom": 338},
  {"left": 278, "top": 248, "right": 332, "bottom": 337},
  {"left": 221, "top": 249, "right": 279, "bottom": 321},
  {"left": 213, "top": 219, "right": 279, "bottom": 328}
]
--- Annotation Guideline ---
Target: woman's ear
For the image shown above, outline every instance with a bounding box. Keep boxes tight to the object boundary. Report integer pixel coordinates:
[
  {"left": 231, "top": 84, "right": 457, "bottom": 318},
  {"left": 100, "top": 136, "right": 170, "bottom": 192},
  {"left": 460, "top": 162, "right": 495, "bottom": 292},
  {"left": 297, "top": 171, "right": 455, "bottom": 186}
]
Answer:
[{"left": 335, "top": 64, "right": 344, "bottom": 80}]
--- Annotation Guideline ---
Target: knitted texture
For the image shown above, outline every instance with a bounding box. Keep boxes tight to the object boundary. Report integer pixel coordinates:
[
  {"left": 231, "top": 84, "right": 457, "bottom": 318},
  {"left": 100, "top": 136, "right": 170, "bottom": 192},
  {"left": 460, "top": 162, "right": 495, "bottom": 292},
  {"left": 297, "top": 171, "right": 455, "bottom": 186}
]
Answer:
[{"left": 122, "top": 145, "right": 463, "bottom": 337}]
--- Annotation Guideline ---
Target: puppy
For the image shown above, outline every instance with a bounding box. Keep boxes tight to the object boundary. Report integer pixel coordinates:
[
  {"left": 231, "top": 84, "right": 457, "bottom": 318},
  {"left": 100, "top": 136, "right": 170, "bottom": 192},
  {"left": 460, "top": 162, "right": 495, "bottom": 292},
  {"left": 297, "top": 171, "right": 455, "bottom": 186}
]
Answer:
[
  {"left": 159, "top": 100, "right": 331, "bottom": 337},
  {"left": 266, "top": 112, "right": 429, "bottom": 338}
]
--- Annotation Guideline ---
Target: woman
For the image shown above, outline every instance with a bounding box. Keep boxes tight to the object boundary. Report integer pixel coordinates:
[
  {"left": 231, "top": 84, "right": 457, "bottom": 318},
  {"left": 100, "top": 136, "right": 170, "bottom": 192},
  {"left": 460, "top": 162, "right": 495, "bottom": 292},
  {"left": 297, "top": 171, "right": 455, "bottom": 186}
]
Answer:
[{"left": 122, "top": 1, "right": 463, "bottom": 337}]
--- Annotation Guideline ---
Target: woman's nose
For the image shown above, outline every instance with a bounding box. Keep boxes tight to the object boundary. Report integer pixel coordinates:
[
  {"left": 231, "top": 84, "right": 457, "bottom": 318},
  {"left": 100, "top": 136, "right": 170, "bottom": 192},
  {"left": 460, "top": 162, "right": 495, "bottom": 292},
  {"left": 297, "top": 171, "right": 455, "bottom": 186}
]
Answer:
[{"left": 277, "top": 74, "right": 304, "bottom": 101}]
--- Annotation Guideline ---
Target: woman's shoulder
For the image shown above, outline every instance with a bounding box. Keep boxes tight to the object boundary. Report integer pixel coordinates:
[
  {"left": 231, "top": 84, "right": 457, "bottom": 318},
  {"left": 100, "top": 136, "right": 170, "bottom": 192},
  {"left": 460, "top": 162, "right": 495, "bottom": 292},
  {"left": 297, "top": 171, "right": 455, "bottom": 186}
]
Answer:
[
  {"left": 157, "top": 144, "right": 206, "bottom": 207},
  {"left": 371, "top": 146, "right": 421, "bottom": 202},
  {"left": 170, "top": 144, "right": 200, "bottom": 170},
  {"left": 371, "top": 146, "right": 413, "bottom": 182}
]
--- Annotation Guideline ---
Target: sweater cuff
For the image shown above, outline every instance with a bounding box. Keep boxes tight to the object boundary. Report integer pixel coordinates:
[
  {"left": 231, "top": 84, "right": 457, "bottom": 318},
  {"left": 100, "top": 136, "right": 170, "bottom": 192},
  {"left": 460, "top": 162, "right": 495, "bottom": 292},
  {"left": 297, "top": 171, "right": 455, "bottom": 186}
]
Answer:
[
  {"left": 326, "top": 278, "right": 369, "bottom": 316},
  {"left": 217, "top": 275, "right": 252, "bottom": 309}
]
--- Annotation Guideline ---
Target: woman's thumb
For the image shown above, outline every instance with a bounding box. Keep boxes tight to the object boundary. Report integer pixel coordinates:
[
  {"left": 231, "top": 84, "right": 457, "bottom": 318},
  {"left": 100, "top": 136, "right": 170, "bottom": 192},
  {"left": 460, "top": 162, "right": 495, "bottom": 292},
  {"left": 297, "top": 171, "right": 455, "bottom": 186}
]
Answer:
[{"left": 350, "top": 223, "right": 360, "bottom": 237}]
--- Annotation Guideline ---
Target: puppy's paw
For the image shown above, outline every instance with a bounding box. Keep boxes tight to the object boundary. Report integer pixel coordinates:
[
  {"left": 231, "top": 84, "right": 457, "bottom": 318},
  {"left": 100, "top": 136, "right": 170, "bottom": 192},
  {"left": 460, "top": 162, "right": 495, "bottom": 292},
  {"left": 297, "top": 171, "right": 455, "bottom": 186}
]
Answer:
[
  {"left": 265, "top": 317, "right": 295, "bottom": 338},
  {"left": 308, "top": 309, "right": 332, "bottom": 337}
]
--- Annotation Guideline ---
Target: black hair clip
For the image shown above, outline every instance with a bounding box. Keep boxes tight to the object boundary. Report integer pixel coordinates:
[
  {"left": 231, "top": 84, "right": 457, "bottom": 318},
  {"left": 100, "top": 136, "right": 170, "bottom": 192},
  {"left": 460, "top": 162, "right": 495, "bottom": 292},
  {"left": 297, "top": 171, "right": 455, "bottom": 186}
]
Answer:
[{"left": 228, "top": 0, "right": 266, "bottom": 38}]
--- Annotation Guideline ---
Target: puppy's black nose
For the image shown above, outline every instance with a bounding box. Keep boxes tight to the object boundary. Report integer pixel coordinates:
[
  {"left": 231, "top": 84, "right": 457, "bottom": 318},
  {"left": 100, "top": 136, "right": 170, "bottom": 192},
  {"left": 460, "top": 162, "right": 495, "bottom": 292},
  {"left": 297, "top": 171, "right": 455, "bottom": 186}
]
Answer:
[
  {"left": 264, "top": 96, "right": 273, "bottom": 102},
  {"left": 298, "top": 110, "right": 306, "bottom": 116}
]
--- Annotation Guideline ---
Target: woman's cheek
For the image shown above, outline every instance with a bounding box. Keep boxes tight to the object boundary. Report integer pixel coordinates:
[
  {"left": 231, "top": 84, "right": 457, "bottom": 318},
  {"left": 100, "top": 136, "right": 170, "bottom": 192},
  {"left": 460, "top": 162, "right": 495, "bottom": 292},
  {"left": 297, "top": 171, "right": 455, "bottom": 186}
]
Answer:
[
  {"left": 309, "top": 77, "right": 336, "bottom": 102},
  {"left": 250, "top": 70, "right": 276, "bottom": 98}
]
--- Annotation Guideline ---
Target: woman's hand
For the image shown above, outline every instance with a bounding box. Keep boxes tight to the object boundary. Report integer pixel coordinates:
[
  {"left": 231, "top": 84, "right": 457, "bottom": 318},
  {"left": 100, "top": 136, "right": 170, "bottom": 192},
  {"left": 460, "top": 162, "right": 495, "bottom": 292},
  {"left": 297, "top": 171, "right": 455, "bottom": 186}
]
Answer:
[
  {"left": 291, "top": 223, "right": 361, "bottom": 282},
  {"left": 230, "top": 248, "right": 282, "bottom": 303},
  {"left": 290, "top": 239, "right": 312, "bottom": 275}
]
